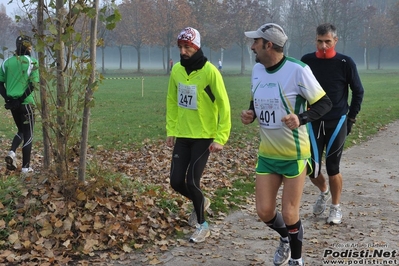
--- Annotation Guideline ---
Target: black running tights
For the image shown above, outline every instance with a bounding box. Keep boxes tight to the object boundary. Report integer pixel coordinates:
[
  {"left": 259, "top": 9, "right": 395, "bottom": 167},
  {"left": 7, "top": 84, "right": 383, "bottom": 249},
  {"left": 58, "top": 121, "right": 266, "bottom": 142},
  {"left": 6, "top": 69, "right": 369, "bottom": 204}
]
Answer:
[{"left": 170, "top": 138, "right": 212, "bottom": 224}]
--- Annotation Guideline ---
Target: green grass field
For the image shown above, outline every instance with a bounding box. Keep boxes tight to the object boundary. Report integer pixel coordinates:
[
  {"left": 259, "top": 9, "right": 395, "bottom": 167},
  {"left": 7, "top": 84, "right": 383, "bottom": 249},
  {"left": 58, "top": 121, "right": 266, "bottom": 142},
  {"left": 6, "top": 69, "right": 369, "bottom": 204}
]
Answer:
[
  {"left": 89, "top": 69, "right": 399, "bottom": 150},
  {"left": 0, "top": 70, "right": 398, "bottom": 150},
  {"left": 88, "top": 73, "right": 258, "bottom": 150}
]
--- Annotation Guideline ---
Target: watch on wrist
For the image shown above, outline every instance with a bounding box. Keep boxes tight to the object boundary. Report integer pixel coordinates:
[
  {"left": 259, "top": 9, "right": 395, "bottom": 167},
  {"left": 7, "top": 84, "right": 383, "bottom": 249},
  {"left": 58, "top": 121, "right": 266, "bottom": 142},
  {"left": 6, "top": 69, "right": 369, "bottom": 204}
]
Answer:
[{"left": 298, "top": 114, "right": 308, "bottom": 125}]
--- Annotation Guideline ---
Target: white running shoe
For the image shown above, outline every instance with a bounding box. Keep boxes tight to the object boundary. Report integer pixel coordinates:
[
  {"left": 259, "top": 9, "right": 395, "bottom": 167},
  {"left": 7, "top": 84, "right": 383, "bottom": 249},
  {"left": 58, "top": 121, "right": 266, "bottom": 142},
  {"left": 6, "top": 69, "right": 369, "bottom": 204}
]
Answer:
[
  {"left": 5, "top": 151, "right": 17, "bottom": 171},
  {"left": 273, "top": 237, "right": 290, "bottom": 265},
  {"left": 289, "top": 258, "right": 305, "bottom": 265},
  {"left": 21, "top": 167, "right": 34, "bottom": 178},
  {"left": 313, "top": 190, "right": 331, "bottom": 215},
  {"left": 188, "top": 197, "right": 211, "bottom": 227},
  {"left": 189, "top": 222, "right": 210, "bottom": 243},
  {"left": 327, "top": 205, "right": 342, "bottom": 224}
]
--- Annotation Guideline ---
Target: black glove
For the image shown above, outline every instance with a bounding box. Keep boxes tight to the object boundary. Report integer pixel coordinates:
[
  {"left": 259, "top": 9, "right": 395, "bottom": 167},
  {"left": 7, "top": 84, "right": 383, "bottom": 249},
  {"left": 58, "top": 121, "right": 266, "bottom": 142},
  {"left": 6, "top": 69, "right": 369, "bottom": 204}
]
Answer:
[
  {"left": 4, "top": 99, "right": 22, "bottom": 110},
  {"left": 346, "top": 118, "right": 355, "bottom": 135}
]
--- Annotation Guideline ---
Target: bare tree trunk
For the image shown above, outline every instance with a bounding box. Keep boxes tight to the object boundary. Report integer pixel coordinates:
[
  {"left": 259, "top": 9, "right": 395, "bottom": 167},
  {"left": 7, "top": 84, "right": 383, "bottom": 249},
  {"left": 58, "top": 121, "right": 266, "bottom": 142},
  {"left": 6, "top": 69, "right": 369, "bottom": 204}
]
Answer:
[
  {"left": 377, "top": 47, "right": 382, "bottom": 70},
  {"left": 166, "top": 45, "right": 171, "bottom": 75},
  {"left": 342, "top": 39, "right": 347, "bottom": 54},
  {"left": 119, "top": 46, "right": 123, "bottom": 70},
  {"left": 136, "top": 46, "right": 141, "bottom": 72},
  {"left": 246, "top": 45, "right": 252, "bottom": 68},
  {"left": 79, "top": 0, "right": 99, "bottom": 182},
  {"left": 37, "top": 0, "right": 51, "bottom": 169},
  {"left": 240, "top": 45, "right": 245, "bottom": 74},
  {"left": 220, "top": 48, "right": 224, "bottom": 65},
  {"left": 162, "top": 47, "right": 165, "bottom": 70},
  {"left": 101, "top": 46, "right": 105, "bottom": 74},
  {"left": 56, "top": 0, "right": 67, "bottom": 178}
]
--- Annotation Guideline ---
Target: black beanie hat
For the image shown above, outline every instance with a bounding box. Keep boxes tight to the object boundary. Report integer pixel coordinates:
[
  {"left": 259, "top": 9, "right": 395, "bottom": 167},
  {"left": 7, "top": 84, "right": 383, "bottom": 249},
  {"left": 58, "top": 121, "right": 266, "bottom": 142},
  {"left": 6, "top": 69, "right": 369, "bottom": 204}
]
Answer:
[{"left": 16, "top": 35, "right": 32, "bottom": 55}]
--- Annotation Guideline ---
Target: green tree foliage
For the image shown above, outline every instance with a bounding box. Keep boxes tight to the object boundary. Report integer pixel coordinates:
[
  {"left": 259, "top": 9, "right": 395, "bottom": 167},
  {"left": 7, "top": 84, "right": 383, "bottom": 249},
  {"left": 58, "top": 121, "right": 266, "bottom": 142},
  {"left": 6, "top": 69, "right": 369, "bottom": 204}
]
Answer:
[{"left": 32, "top": 0, "right": 121, "bottom": 179}]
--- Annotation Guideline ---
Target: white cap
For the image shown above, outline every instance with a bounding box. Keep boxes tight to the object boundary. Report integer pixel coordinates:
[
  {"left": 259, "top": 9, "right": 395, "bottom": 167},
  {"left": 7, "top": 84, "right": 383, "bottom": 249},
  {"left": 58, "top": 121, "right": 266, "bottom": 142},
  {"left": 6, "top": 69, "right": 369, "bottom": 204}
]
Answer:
[{"left": 245, "top": 23, "right": 288, "bottom": 47}]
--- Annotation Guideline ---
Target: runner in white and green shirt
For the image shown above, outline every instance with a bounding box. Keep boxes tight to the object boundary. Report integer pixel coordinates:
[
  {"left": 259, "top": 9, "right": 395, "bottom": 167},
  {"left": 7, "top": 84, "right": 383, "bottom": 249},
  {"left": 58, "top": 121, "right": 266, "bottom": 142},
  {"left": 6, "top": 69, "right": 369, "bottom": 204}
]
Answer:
[{"left": 241, "top": 23, "right": 332, "bottom": 266}]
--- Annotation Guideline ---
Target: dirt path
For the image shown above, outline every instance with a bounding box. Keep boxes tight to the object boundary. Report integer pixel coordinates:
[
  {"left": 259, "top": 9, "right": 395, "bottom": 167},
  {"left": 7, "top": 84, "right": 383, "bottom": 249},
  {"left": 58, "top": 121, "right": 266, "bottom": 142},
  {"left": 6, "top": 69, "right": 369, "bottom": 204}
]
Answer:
[{"left": 113, "top": 121, "right": 399, "bottom": 266}]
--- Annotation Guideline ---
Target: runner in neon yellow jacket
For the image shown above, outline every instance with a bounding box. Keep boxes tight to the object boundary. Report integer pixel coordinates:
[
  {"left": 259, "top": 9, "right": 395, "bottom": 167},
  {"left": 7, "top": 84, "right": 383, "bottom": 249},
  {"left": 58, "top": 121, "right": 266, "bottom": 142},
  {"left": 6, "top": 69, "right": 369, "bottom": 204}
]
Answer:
[
  {"left": 166, "top": 27, "right": 231, "bottom": 244},
  {"left": 166, "top": 59, "right": 231, "bottom": 145}
]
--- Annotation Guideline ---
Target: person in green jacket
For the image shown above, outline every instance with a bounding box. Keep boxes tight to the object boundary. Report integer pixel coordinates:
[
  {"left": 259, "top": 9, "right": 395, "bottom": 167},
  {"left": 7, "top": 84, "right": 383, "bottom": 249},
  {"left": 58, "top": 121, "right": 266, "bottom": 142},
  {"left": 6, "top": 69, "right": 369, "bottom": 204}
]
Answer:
[
  {"left": 0, "top": 35, "right": 39, "bottom": 176},
  {"left": 166, "top": 27, "right": 231, "bottom": 243}
]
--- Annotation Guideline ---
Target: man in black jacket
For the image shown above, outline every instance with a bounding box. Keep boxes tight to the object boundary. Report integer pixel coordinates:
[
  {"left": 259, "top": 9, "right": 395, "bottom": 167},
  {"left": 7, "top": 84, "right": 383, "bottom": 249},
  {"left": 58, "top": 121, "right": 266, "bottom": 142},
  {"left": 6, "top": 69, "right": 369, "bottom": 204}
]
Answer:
[{"left": 301, "top": 23, "right": 364, "bottom": 225}]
